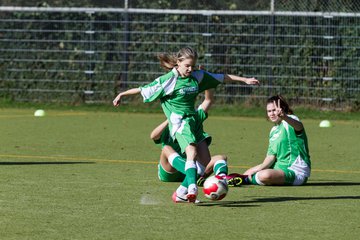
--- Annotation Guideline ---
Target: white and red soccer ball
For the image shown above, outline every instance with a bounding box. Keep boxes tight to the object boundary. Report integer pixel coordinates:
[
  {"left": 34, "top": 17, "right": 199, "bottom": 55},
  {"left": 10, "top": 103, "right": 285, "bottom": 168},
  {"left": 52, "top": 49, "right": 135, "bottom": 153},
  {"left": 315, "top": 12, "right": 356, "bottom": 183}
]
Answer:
[{"left": 203, "top": 175, "right": 228, "bottom": 200}]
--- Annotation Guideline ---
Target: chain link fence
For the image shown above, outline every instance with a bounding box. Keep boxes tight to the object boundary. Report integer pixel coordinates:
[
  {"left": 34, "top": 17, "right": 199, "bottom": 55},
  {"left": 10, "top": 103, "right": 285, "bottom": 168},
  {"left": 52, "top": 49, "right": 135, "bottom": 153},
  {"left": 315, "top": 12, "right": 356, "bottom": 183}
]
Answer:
[
  {"left": 0, "top": 1, "right": 360, "bottom": 109},
  {"left": 274, "top": 0, "right": 360, "bottom": 12},
  {"left": 3, "top": 0, "right": 360, "bottom": 12}
]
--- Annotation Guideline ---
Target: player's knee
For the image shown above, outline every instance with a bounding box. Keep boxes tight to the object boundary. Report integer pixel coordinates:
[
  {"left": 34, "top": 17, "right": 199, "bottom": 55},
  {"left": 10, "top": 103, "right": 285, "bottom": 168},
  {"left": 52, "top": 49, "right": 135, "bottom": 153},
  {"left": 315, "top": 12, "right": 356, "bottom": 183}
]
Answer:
[
  {"left": 212, "top": 154, "right": 227, "bottom": 161},
  {"left": 257, "top": 170, "right": 285, "bottom": 185},
  {"left": 220, "top": 154, "right": 227, "bottom": 161},
  {"left": 162, "top": 145, "right": 174, "bottom": 156},
  {"left": 185, "top": 144, "right": 197, "bottom": 152},
  {"left": 257, "top": 171, "right": 272, "bottom": 182},
  {"left": 163, "top": 145, "right": 171, "bottom": 151},
  {"left": 161, "top": 162, "right": 176, "bottom": 172}
]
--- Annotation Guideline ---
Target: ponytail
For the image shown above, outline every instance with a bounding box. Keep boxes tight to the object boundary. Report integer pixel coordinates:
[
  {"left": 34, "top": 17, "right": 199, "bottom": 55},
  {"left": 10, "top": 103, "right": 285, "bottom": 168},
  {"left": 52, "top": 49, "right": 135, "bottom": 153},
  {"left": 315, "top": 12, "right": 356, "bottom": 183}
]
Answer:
[
  {"left": 157, "top": 53, "right": 177, "bottom": 71},
  {"left": 157, "top": 46, "right": 198, "bottom": 71}
]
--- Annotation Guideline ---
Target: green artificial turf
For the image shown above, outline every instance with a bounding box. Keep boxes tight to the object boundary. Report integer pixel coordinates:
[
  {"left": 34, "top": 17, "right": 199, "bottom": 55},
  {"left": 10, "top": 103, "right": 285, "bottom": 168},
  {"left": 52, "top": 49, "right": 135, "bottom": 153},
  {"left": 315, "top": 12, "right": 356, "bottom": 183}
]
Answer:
[{"left": 0, "top": 108, "right": 359, "bottom": 239}]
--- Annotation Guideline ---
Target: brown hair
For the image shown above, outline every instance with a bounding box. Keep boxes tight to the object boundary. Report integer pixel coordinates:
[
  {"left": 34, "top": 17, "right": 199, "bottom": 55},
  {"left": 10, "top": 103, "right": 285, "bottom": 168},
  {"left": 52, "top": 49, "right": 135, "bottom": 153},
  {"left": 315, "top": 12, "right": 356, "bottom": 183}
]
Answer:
[
  {"left": 267, "top": 95, "right": 294, "bottom": 115},
  {"left": 157, "top": 46, "right": 198, "bottom": 71}
]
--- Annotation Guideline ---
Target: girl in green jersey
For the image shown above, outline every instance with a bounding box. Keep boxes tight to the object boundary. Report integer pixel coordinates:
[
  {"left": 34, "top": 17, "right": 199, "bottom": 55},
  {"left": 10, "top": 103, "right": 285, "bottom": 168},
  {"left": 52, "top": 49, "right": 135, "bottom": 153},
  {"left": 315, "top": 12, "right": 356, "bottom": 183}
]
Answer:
[
  {"left": 113, "top": 47, "right": 259, "bottom": 202},
  {"left": 243, "top": 95, "right": 311, "bottom": 185}
]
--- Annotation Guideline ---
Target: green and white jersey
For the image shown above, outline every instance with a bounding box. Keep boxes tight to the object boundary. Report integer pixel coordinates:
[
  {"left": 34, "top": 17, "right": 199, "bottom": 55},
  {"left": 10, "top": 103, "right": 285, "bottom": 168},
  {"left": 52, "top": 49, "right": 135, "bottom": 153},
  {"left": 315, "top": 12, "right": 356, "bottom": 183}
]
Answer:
[
  {"left": 267, "top": 115, "right": 311, "bottom": 176},
  {"left": 140, "top": 68, "right": 224, "bottom": 117},
  {"left": 140, "top": 68, "right": 223, "bottom": 140}
]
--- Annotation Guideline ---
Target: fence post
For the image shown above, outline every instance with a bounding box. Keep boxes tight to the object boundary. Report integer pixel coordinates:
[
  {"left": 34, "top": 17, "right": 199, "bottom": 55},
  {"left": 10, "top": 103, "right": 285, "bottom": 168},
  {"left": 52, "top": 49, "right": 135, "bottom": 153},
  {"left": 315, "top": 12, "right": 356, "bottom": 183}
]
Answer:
[
  {"left": 271, "top": 0, "right": 275, "bottom": 12},
  {"left": 123, "top": 0, "right": 130, "bottom": 89},
  {"left": 269, "top": 0, "right": 275, "bottom": 95}
]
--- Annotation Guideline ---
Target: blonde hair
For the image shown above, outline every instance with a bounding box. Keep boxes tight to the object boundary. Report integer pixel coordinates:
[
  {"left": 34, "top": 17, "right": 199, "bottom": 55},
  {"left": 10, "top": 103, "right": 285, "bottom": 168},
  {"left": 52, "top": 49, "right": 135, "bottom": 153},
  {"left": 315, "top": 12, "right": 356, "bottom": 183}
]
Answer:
[{"left": 158, "top": 47, "right": 198, "bottom": 71}]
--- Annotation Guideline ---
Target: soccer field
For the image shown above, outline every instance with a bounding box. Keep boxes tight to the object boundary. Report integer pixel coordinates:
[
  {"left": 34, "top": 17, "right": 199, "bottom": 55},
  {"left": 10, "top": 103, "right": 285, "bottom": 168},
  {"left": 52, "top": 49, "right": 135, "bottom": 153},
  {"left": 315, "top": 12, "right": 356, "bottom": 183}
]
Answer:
[{"left": 0, "top": 108, "right": 359, "bottom": 240}]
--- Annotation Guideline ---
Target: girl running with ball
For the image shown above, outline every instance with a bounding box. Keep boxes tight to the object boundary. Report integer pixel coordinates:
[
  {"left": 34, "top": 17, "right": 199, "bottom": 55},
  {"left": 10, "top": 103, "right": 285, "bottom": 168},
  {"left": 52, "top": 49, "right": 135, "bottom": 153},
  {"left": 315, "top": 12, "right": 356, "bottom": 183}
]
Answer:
[{"left": 113, "top": 46, "right": 259, "bottom": 202}]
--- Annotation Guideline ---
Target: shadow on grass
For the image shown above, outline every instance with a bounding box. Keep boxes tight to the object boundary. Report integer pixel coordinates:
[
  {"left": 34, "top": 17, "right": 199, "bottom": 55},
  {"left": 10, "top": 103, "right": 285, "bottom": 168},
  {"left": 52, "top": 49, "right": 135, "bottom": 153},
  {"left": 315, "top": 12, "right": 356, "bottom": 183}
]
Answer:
[
  {"left": 196, "top": 195, "right": 360, "bottom": 207},
  {"left": 196, "top": 201, "right": 260, "bottom": 207},
  {"left": 0, "top": 161, "right": 94, "bottom": 165},
  {"left": 305, "top": 182, "right": 360, "bottom": 186}
]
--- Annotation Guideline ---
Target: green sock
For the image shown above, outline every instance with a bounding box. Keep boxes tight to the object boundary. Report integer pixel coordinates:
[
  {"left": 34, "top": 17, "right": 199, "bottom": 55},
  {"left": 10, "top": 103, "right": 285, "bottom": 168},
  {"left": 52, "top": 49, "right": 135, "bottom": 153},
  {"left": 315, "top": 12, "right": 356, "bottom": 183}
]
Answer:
[
  {"left": 251, "top": 173, "right": 264, "bottom": 185},
  {"left": 180, "top": 177, "right": 188, "bottom": 188},
  {"left": 168, "top": 153, "right": 186, "bottom": 174},
  {"left": 214, "top": 159, "right": 228, "bottom": 176}
]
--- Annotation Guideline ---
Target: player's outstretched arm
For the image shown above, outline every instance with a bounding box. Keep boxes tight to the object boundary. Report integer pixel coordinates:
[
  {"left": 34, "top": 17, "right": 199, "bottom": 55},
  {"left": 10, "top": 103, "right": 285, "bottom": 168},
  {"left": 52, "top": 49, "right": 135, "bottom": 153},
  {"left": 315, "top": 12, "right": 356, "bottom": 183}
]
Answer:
[
  {"left": 113, "top": 88, "right": 141, "bottom": 107},
  {"left": 224, "top": 74, "right": 260, "bottom": 85}
]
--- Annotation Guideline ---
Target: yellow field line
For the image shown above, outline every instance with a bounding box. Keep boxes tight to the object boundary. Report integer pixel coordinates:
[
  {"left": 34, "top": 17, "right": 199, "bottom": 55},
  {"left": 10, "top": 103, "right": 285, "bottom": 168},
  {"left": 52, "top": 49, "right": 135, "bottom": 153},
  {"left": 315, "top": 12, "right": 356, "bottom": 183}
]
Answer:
[
  {"left": 311, "top": 169, "right": 360, "bottom": 174},
  {"left": 0, "top": 112, "right": 88, "bottom": 118},
  {"left": 0, "top": 154, "right": 157, "bottom": 165},
  {"left": 0, "top": 154, "right": 359, "bottom": 174}
]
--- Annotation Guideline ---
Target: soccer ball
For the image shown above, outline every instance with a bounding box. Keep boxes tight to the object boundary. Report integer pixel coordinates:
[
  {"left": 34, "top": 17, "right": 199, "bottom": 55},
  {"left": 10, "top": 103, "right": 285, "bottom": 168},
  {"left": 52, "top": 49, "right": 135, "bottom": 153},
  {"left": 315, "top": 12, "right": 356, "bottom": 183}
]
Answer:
[{"left": 203, "top": 175, "right": 228, "bottom": 201}]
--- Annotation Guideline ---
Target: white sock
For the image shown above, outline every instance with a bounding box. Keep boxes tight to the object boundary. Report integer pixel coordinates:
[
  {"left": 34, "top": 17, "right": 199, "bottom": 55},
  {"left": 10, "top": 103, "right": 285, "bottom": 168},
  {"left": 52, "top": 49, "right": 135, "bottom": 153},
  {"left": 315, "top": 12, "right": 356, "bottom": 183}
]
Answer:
[
  {"left": 254, "top": 173, "right": 265, "bottom": 185},
  {"left": 185, "top": 160, "right": 196, "bottom": 171},
  {"left": 168, "top": 153, "right": 180, "bottom": 166}
]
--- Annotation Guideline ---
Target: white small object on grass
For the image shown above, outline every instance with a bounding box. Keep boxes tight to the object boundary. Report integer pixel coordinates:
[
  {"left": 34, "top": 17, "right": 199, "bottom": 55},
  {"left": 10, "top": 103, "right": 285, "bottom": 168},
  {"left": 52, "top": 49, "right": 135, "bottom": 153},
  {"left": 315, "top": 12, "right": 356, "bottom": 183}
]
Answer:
[
  {"left": 34, "top": 109, "right": 46, "bottom": 117},
  {"left": 319, "top": 120, "right": 331, "bottom": 128}
]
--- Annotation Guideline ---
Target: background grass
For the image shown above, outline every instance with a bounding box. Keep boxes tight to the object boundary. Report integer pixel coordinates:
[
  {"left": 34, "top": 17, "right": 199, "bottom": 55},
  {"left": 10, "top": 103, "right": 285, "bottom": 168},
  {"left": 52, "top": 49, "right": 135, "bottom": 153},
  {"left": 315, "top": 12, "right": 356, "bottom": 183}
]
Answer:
[{"left": 0, "top": 108, "right": 359, "bottom": 240}]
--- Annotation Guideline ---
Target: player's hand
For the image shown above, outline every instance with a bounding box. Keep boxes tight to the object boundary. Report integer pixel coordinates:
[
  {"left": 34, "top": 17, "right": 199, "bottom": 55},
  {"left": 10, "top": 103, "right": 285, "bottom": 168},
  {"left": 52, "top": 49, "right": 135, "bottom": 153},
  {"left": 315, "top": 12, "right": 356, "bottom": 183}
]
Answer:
[
  {"left": 246, "top": 77, "right": 260, "bottom": 85},
  {"left": 274, "top": 99, "right": 284, "bottom": 118},
  {"left": 113, "top": 94, "right": 122, "bottom": 107}
]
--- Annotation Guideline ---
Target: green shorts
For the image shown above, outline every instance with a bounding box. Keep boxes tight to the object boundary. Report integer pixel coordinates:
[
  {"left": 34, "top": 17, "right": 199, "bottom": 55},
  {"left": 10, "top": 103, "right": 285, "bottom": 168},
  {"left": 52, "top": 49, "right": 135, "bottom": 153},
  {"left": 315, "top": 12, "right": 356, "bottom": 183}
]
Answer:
[
  {"left": 174, "top": 116, "right": 197, "bottom": 153},
  {"left": 195, "top": 125, "right": 212, "bottom": 146},
  {"left": 174, "top": 115, "right": 211, "bottom": 153},
  {"left": 279, "top": 168, "right": 308, "bottom": 186},
  {"left": 157, "top": 163, "right": 185, "bottom": 182}
]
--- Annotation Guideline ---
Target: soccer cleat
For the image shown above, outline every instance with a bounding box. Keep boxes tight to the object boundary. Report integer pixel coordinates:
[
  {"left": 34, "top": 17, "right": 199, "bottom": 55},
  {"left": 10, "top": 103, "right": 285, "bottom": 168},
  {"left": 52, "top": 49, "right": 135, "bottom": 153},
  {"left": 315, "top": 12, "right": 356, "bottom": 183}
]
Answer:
[
  {"left": 187, "top": 194, "right": 197, "bottom": 203},
  {"left": 197, "top": 176, "right": 205, "bottom": 187},
  {"left": 172, "top": 192, "right": 200, "bottom": 204},
  {"left": 172, "top": 191, "right": 188, "bottom": 203},
  {"left": 226, "top": 176, "right": 242, "bottom": 187},
  {"left": 187, "top": 185, "right": 198, "bottom": 203},
  {"left": 225, "top": 173, "right": 249, "bottom": 187}
]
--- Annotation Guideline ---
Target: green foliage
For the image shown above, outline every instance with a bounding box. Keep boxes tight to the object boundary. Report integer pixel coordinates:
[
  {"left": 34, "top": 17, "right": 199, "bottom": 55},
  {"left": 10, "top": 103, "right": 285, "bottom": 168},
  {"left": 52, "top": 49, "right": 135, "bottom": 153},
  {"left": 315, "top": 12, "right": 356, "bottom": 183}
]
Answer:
[{"left": 0, "top": 1, "right": 360, "bottom": 109}]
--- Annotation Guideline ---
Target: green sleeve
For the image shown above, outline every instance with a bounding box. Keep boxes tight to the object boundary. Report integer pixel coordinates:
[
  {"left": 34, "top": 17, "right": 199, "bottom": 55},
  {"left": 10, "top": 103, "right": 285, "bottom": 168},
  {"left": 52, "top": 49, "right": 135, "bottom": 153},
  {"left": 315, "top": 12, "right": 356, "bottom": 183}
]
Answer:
[
  {"left": 266, "top": 134, "right": 277, "bottom": 156},
  {"left": 267, "top": 144, "right": 276, "bottom": 156},
  {"left": 140, "top": 70, "right": 176, "bottom": 103}
]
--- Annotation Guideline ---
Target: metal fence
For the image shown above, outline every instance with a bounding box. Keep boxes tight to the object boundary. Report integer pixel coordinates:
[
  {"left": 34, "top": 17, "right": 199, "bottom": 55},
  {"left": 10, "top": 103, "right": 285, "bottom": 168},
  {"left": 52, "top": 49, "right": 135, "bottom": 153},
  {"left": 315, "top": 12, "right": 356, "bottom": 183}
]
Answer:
[{"left": 0, "top": 6, "right": 359, "bottom": 109}]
